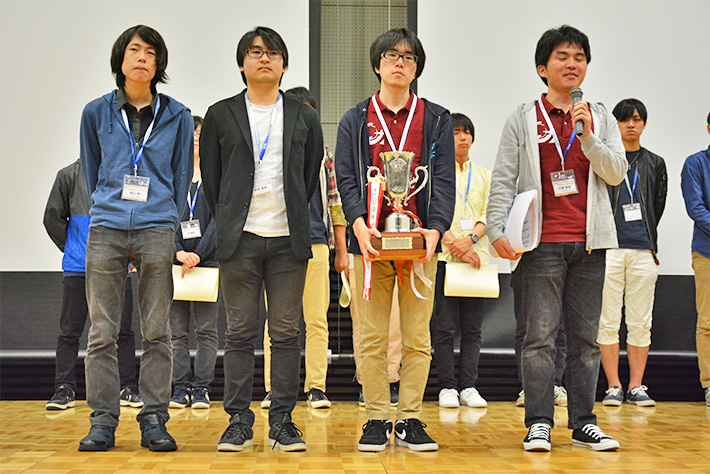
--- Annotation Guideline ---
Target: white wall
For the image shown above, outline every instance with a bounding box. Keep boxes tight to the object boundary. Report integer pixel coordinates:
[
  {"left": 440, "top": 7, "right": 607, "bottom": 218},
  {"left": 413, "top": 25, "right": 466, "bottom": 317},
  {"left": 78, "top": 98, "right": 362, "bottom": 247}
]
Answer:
[
  {"left": 0, "top": 0, "right": 309, "bottom": 271},
  {"left": 418, "top": 0, "right": 710, "bottom": 275}
]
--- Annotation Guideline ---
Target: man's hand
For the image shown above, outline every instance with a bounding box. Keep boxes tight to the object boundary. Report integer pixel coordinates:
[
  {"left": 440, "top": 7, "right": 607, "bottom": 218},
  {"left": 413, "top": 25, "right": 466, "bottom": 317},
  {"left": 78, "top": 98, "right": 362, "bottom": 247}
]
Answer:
[
  {"left": 461, "top": 250, "right": 482, "bottom": 269},
  {"left": 572, "top": 101, "right": 592, "bottom": 138},
  {"left": 441, "top": 230, "right": 456, "bottom": 250},
  {"left": 334, "top": 248, "right": 349, "bottom": 273},
  {"left": 353, "top": 217, "right": 381, "bottom": 261},
  {"left": 176, "top": 250, "right": 200, "bottom": 278},
  {"left": 449, "top": 236, "right": 473, "bottom": 259},
  {"left": 491, "top": 236, "right": 522, "bottom": 261},
  {"left": 414, "top": 227, "right": 441, "bottom": 263}
]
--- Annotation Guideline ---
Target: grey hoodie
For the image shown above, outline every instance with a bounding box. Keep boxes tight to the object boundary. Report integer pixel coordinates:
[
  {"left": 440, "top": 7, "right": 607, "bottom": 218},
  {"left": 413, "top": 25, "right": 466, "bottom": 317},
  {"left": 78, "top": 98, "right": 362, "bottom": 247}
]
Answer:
[{"left": 485, "top": 99, "right": 626, "bottom": 252}]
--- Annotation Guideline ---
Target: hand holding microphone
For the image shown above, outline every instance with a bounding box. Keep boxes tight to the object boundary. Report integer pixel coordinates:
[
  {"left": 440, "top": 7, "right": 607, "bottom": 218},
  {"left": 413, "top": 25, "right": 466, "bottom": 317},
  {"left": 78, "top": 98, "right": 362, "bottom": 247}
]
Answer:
[{"left": 570, "top": 87, "right": 588, "bottom": 137}]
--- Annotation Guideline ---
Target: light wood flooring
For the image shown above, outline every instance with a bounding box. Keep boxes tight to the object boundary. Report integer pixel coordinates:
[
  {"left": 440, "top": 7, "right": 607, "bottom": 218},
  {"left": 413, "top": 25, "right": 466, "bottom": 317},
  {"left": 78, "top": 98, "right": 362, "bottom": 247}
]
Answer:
[{"left": 1, "top": 400, "right": 709, "bottom": 473}]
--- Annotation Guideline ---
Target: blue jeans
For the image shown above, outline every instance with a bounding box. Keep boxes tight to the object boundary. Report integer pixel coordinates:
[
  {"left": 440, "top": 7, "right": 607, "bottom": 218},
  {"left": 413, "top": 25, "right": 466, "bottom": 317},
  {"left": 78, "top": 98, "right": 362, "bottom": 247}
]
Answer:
[
  {"left": 219, "top": 232, "right": 307, "bottom": 428},
  {"left": 84, "top": 225, "right": 175, "bottom": 427},
  {"left": 518, "top": 242, "right": 605, "bottom": 429}
]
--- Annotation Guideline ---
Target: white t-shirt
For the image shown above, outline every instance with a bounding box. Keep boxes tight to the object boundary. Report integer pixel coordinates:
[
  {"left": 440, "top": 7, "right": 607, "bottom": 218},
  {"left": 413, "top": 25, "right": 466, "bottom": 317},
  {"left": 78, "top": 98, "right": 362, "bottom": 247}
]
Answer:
[{"left": 243, "top": 97, "right": 289, "bottom": 236}]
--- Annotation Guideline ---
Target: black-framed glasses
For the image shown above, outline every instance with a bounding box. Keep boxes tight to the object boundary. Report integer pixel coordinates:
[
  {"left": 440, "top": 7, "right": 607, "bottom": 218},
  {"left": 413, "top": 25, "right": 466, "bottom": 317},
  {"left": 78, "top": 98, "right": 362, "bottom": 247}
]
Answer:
[
  {"left": 246, "top": 47, "right": 282, "bottom": 60},
  {"left": 381, "top": 50, "right": 418, "bottom": 64}
]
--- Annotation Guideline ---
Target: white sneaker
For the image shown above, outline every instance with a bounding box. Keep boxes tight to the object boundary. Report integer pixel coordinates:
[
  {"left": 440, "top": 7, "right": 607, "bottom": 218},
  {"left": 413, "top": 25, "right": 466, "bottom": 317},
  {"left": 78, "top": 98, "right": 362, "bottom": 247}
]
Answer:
[
  {"left": 554, "top": 385, "right": 568, "bottom": 407},
  {"left": 515, "top": 390, "right": 525, "bottom": 407},
  {"left": 438, "top": 388, "right": 459, "bottom": 408},
  {"left": 460, "top": 387, "right": 487, "bottom": 407}
]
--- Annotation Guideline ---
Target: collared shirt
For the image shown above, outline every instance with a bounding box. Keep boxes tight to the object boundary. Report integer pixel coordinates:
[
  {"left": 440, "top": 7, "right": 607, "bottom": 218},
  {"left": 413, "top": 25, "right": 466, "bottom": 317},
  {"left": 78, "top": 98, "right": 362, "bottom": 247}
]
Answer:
[
  {"left": 367, "top": 90, "right": 425, "bottom": 231},
  {"left": 439, "top": 159, "right": 491, "bottom": 263},
  {"left": 537, "top": 93, "right": 592, "bottom": 243},
  {"left": 116, "top": 88, "right": 160, "bottom": 144}
]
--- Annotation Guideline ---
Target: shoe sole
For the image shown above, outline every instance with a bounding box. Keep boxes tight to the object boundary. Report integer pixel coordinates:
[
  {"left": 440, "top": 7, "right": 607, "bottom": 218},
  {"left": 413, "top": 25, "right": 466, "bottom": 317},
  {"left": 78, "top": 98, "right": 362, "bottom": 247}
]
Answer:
[
  {"left": 627, "top": 400, "right": 655, "bottom": 407},
  {"left": 78, "top": 440, "right": 114, "bottom": 451},
  {"left": 46, "top": 401, "right": 75, "bottom": 410},
  {"left": 515, "top": 401, "right": 525, "bottom": 407},
  {"left": 120, "top": 401, "right": 144, "bottom": 408},
  {"left": 523, "top": 440, "right": 551, "bottom": 452},
  {"left": 191, "top": 402, "right": 211, "bottom": 409},
  {"left": 268, "top": 438, "right": 306, "bottom": 451},
  {"left": 439, "top": 401, "right": 460, "bottom": 408},
  {"left": 308, "top": 400, "right": 331, "bottom": 409},
  {"left": 572, "top": 439, "right": 620, "bottom": 451},
  {"left": 217, "top": 439, "right": 253, "bottom": 452},
  {"left": 394, "top": 437, "right": 438, "bottom": 451},
  {"left": 554, "top": 401, "right": 568, "bottom": 407},
  {"left": 357, "top": 440, "right": 389, "bottom": 452},
  {"left": 462, "top": 400, "right": 488, "bottom": 408},
  {"left": 602, "top": 399, "right": 622, "bottom": 407},
  {"left": 260, "top": 402, "right": 271, "bottom": 409},
  {"left": 169, "top": 401, "right": 189, "bottom": 409},
  {"left": 141, "top": 439, "right": 178, "bottom": 452}
]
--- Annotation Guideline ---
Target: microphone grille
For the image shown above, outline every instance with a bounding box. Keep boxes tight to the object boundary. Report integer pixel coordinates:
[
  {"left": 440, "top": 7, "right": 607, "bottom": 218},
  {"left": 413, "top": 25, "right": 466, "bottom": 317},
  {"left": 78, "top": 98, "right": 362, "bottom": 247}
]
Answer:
[{"left": 570, "top": 87, "right": 583, "bottom": 99}]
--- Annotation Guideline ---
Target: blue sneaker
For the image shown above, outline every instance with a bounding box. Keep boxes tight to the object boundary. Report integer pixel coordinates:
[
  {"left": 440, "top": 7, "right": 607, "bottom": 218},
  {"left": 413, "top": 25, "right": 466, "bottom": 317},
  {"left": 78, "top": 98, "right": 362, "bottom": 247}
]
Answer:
[
  {"left": 169, "top": 387, "right": 192, "bottom": 408},
  {"left": 626, "top": 385, "right": 655, "bottom": 407},
  {"left": 78, "top": 425, "right": 115, "bottom": 451},
  {"left": 140, "top": 413, "right": 177, "bottom": 452},
  {"left": 191, "top": 387, "right": 210, "bottom": 409},
  {"left": 602, "top": 386, "right": 623, "bottom": 406}
]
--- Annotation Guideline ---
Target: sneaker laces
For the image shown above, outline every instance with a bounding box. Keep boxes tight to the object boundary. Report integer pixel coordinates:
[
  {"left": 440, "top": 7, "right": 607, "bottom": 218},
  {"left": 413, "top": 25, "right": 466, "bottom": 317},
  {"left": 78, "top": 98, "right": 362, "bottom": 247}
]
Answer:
[
  {"left": 56, "top": 385, "right": 73, "bottom": 398},
  {"left": 605, "top": 386, "right": 623, "bottom": 397},
  {"left": 580, "top": 424, "right": 609, "bottom": 440},
  {"left": 362, "top": 419, "right": 386, "bottom": 434},
  {"left": 406, "top": 419, "right": 429, "bottom": 439},
  {"left": 309, "top": 388, "right": 326, "bottom": 401},
  {"left": 272, "top": 421, "right": 303, "bottom": 451},
  {"left": 225, "top": 422, "right": 248, "bottom": 440},
  {"left": 528, "top": 423, "right": 550, "bottom": 439},
  {"left": 629, "top": 385, "right": 649, "bottom": 396}
]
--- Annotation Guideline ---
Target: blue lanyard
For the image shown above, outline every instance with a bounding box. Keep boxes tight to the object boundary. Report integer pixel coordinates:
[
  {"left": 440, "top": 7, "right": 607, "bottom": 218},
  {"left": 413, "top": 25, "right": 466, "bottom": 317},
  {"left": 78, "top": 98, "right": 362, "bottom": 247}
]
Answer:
[
  {"left": 538, "top": 97, "right": 576, "bottom": 169},
  {"left": 121, "top": 95, "right": 160, "bottom": 175},
  {"left": 456, "top": 161, "right": 473, "bottom": 208},
  {"left": 186, "top": 178, "right": 202, "bottom": 220},
  {"left": 624, "top": 165, "right": 639, "bottom": 203},
  {"left": 245, "top": 93, "right": 281, "bottom": 167}
]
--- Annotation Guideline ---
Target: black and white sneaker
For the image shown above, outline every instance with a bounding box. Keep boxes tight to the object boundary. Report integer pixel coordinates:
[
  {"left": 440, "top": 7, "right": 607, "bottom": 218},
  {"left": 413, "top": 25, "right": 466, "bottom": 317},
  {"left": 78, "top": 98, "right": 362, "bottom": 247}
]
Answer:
[
  {"left": 307, "top": 388, "right": 331, "bottom": 409},
  {"left": 120, "top": 385, "right": 144, "bottom": 408},
  {"left": 268, "top": 414, "right": 306, "bottom": 452},
  {"left": 217, "top": 418, "right": 254, "bottom": 452},
  {"left": 46, "top": 385, "right": 75, "bottom": 410},
  {"left": 523, "top": 423, "right": 551, "bottom": 451},
  {"left": 357, "top": 419, "right": 393, "bottom": 452},
  {"left": 394, "top": 419, "right": 438, "bottom": 451},
  {"left": 572, "top": 424, "right": 620, "bottom": 451}
]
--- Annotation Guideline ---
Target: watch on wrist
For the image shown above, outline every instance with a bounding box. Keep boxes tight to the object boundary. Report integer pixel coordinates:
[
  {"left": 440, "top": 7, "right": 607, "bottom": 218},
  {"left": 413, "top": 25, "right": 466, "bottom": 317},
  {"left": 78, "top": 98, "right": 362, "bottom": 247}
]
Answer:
[{"left": 469, "top": 233, "right": 479, "bottom": 244}]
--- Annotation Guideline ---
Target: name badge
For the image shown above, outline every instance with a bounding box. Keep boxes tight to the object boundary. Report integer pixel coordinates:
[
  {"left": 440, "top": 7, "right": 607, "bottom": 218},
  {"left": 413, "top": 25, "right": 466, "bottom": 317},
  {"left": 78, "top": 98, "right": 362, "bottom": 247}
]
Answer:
[
  {"left": 622, "top": 203, "right": 642, "bottom": 222},
  {"left": 181, "top": 219, "right": 201, "bottom": 239},
  {"left": 550, "top": 169, "right": 578, "bottom": 197},
  {"left": 122, "top": 175, "right": 150, "bottom": 201},
  {"left": 460, "top": 216, "right": 476, "bottom": 231},
  {"left": 253, "top": 177, "right": 273, "bottom": 197}
]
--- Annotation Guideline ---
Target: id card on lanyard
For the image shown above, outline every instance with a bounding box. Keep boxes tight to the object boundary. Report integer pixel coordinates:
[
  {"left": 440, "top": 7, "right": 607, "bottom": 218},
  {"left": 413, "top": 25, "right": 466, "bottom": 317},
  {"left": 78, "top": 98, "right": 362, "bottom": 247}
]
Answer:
[
  {"left": 457, "top": 163, "right": 476, "bottom": 231},
  {"left": 538, "top": 97, "right": 578, "bottom": 197},
  {"left": 121, "top": 95, "right": 160, "bottom": 202},
  {"left": 246, "top": 93, "right": 281, "bottom": 197},
  {"left": 622, "top": 165, "right": 642, "bottom": 222},
  {"left": 181, "top": 179, "right": 202, "bottom": 239}
]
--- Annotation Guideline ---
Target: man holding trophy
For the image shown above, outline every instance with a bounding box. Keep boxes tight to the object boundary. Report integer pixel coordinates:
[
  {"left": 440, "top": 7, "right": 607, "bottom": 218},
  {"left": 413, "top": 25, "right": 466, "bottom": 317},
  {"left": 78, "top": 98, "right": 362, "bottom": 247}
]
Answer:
[{"left": 335, "top": 28, "right": 455, "bottom": 452}]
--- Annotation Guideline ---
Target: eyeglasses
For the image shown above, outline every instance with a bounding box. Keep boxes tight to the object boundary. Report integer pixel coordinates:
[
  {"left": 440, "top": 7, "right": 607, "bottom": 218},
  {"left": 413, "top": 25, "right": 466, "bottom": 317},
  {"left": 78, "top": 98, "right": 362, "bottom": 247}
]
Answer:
[
  {"left": 381, "top": 50, "right": 418, "bottom": 64},
  {"left": 246, "top": 47, "right": 283, "bottom": 60}
]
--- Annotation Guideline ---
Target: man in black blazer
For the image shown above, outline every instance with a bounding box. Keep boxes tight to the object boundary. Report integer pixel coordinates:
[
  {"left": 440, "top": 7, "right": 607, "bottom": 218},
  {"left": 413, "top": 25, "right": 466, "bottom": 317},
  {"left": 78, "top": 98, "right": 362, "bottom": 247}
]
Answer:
[{"left": 200, "top": 26, "right": 324, "bottom": 453}]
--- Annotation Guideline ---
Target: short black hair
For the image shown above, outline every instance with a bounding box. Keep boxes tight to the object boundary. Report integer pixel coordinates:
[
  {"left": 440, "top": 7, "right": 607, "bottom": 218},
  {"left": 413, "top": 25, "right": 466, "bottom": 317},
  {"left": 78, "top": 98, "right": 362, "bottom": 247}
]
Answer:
[
  {"left": 369, "top": 28, "right": 426, "bottom": 82},
  {"left": 451, "top": 113, "right": 475, "bottom": 143},
  {"left": 285, "top": 87, "right": 316, "bottom": 109},
  {"left": 110, "top": 25, "right": 168, "bottom": 94},
  {"left": 707, "top": 112, "right": 710, "bottom": 125},
  {"left": 192, "top": 115, "right": 203, "bottom": 131},
  {"left": 236, "top": 26, "right": 289, "bottom": 85},
  {"left": 535, "top": 25, "right": 591, "bottom": 85},
  {"left": 612, "top": 99, "right": 648, "bottom": 124}
]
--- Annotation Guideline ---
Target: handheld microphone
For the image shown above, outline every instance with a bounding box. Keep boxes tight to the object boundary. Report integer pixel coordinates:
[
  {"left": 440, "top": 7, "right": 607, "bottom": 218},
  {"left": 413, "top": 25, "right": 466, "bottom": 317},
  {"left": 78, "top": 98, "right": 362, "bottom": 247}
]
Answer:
[{"left": 570, "top": 87, "right": 584, "bottom": 136}]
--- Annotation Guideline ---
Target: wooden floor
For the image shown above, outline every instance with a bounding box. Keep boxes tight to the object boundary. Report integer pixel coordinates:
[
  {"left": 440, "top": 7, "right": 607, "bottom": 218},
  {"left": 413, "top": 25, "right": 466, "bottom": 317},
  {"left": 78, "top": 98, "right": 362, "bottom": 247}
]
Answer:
[{"left": 1, "top": 400, "right": 709, "bottom": 474}]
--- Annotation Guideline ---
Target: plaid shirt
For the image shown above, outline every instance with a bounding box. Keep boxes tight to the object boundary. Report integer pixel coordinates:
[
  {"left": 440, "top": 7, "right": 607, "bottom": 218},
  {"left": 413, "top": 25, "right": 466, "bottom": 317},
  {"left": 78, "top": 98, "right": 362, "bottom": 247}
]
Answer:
[{"left": 322, "top": 146, "right": 346, "bottom": 249}]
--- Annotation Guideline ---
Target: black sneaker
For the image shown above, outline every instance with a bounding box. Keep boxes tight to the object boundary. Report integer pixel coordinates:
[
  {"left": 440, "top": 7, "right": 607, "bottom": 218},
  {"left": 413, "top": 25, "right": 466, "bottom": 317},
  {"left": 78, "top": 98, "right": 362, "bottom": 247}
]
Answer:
[
  {"left": 393, "top": 419, "right": 438, "bottom": 451},
  {"left": 120, "top": 385, "right": 144, "bottom": 408},
  {"left": 390, "top": 382, "right": 399, "bottom": 406},
  {"left": 268, "top": 414, "right": 306, "bottom": 452},
  {"left": 572, "top": 424, "right": 620, "bottom": 451},
  {"left": 169, "top": 387, "right": 192, "bottom": 408},
  {"left": 78, "top": 425, "right": 115, "bottom": 451},
  {"left": 307, "top": 388, "right": 331, "bottom": 409},
  {"left": 358, "top": 419, "right": 393, "bottom": 452},
  {"left": 261, "top": 392, "right": 271, "bottom": 409},
  {"left": 523, "top": 423, "right": 551, "bottom": 451},
  {"left": 46, "top": 385, "right": 75, "bottom": 410},
  {"left": 217, "top": 417, "right": 254, "bottom": 452},
  {"left": 191, "top": 387, "right": 211, "bottom": 409},
  {"left": 140, "top": 413, "right": 177, "bottom": 452}
]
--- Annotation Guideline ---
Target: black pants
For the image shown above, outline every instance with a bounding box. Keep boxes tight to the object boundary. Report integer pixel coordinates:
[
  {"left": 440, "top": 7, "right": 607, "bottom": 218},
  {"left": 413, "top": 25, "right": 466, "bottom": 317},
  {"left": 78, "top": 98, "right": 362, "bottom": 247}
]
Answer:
[{"left": 54, "top": 275, "right": 137, "bottom": 390}]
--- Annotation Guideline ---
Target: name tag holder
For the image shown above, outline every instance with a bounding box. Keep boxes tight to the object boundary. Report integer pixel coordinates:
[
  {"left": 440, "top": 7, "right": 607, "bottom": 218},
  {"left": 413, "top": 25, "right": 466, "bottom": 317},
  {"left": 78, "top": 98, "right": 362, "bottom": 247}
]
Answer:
[
  {"left": 550, "top": 169, "right": 578, "bottom": 196},
  {"left": 181, "top": 219, "right": 202, "bottom": 239},
  {"left": 122, "top": 175, "right": 150, "bottom": 201}
]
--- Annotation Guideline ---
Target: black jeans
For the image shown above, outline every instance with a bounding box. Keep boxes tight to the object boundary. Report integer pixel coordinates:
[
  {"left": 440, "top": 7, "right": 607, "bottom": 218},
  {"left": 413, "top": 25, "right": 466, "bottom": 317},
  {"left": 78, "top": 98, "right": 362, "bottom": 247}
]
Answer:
[
  {"left": 220, "top": 232, "right": 308, "bottom": 427},
  {"left": 431, "top": 261, "right": 486, "bottom": 390},
  {"left": 55, "top": 275, "right": 136, "bottom": 391}
]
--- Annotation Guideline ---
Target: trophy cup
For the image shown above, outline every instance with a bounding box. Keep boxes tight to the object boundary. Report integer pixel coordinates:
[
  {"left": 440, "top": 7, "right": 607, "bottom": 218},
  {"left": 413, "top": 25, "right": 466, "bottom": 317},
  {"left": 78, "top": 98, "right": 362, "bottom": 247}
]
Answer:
[{"left": 368, "top": 151, "right": 429, "bottom": 261}]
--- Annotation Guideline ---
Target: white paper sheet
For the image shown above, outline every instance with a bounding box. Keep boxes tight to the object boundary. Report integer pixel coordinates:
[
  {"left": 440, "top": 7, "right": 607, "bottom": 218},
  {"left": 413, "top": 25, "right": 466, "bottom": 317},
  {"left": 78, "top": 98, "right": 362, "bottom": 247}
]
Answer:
[
  {"left": 489, "top": 189, "right": 540, "bottom": 257},
  {"left": 444, "top": 262, "right": 500, "bottom": 298},
  {"left": 172, "top": 265, "right": 219, "bottom": 302}
]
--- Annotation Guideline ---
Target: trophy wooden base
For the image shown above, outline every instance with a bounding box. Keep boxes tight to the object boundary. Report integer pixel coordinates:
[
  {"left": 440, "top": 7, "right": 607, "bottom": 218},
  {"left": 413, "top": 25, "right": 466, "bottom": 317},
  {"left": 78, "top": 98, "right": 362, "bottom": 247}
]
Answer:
[{"left": 370, "top": 232, "right": 426, "bottom": 261}]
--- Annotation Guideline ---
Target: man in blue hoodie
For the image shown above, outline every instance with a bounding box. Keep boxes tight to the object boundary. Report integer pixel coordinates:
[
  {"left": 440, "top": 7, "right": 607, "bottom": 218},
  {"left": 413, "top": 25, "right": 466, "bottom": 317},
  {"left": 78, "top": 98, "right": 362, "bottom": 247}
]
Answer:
[{"left": 78, "top": 25, "right": 193, "bottom": 452}]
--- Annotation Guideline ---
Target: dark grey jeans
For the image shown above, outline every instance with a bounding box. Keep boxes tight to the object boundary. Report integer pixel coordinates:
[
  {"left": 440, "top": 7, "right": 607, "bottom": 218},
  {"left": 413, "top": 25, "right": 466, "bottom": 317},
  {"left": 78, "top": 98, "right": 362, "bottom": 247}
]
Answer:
[
  {"left": 84, "top": 225, "right": 174, "bottom": 427},
  {"left": 169, "top": 291, "right": 220, "bottom": 389},
  {"left": 220, "top": 232, "right": 307, "bottom": 428},
  {"left": 518, "top": 242, "right": 605, "bottom": 429}
]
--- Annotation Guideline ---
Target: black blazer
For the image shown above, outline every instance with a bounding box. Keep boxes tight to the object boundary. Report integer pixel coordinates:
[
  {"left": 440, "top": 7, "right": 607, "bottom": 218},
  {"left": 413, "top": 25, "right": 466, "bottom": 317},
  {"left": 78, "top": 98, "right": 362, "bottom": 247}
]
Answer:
[{"left": 200, "top": 90, "right": 324, "bottom": 261}]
